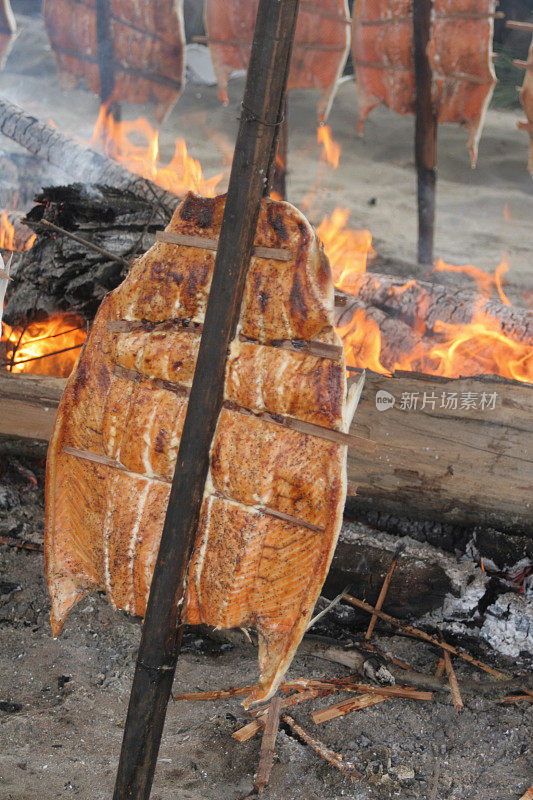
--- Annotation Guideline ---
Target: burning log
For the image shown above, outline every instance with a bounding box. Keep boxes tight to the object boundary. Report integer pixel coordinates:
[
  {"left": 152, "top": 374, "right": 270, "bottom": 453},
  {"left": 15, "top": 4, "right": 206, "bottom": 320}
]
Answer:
[
  {"left": 0, "top": 98, "right": 178, "bottom": 212},
  {"left": 2, "top": 184, "right": 162, "bottom": 324},
  {"left": 335, "top": 273, "right": 533, "bottom": 352}
]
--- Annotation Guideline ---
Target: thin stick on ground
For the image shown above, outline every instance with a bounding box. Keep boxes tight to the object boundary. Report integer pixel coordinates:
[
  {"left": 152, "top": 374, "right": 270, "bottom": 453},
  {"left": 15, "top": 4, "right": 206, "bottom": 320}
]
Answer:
[
  {"left": 281, "top": 714, "right": 361, "bottom": 780},
  {"left": 233, "top": 687, "right": 337, "bottom": 742},
  {"left": 254, "top": 697, "right": 282, "bottom": 793},
  {"left": 435, "top": 657, "right": 445, "bottom": 678},
  {"left": 306, "top": 585, "right": 351, "bottom": 631},
  {"left": 440, "top": 633, "right": 463, "bottom": 710},
  {"left": 365, "top": 542, "right": 405, "bottom": 640},
  {"left": 311, "top": 693, "right": 388, "bottom": 724},
  {"left": 360, "top": 640, "right": 413, "bottom": 671},
  {"left": 343, "top": 593, "right": 509, "bottom": 680},
  {"left": 0, "top": 536, "right": 44, "bottom": 552}
]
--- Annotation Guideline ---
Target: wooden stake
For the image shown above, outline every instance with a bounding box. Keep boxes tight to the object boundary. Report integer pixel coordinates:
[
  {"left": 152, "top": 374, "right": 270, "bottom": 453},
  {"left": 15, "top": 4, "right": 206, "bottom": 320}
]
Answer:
[
  {"left": 365, "top": 541, "right": 404, "bottom": 640},
  {"left": 95, "top": 0, "right": 121, "bottom": 122},
  {"left": 112, "top": 2, "right": 301, "bottom": 798},
  {"left": 413, "top": 0, "right": 437, "bottom": 265},
  {"left": 254, "top": 697, "right": 282, "bottom": 793},
  {"left": 343, "top": 594, "right": 509, "bottom": 680}
]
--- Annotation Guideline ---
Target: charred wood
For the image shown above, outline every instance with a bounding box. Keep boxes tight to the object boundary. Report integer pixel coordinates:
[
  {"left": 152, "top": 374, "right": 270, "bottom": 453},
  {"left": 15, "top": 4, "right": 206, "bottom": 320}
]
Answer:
[
  {"left": 3, "top": 184, "right": 164, "bottom": 324},
  {"left": 0, "top": 97, "right": 178, "bottom": 213},
  {"left": 335, "top": 273, "right": 533, "bottom": 353}
]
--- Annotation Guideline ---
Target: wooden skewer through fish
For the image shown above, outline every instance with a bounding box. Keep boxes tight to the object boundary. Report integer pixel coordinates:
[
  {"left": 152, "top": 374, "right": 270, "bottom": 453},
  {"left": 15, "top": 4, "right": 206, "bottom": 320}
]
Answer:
[
  {"left": 62, "top": 446, "right": 325, "bottom": 534},
  {"left": 107, "top": 320, "right": 344, "bottom": 362},
  {"left": 112, "top": 364, "right": 376, "bottom": 451},
  {"left": 156, "top": 230, "right": 292, "bottom": 262}
]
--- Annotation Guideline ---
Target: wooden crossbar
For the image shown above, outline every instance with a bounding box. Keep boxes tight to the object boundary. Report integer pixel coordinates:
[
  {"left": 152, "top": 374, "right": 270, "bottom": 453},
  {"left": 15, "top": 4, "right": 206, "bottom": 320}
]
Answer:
[{"left": 155, "top": 231, "right": 292, "bottom": 262}]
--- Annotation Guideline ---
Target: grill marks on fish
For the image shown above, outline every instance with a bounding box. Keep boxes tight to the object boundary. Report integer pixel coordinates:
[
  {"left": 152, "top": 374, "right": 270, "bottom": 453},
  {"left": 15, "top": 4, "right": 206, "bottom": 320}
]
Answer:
[
  {"left": 352, "top": 0, "right": 496, "bottom": 164},
  {"left": 45, "top": 192, "right": 348, "bottom": 706}
]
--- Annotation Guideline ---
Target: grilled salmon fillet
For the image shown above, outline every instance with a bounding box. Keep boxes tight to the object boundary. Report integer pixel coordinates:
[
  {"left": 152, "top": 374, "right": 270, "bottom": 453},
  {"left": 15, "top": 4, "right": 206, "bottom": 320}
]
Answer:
[
  {"left": 352, "top": 0, "right": 496, "bottom": 165},
  {"left": 518, "top": 41, "right": 533, "bottom": 175},
  {"left": 205, "top": 0, "right": 350, "bottom": 122},
  {"left": 45, "top": 193, "right": 350, "bottom": 706},
  {"left": 43, "top": 0, "right": 185, "bottom": 122}
]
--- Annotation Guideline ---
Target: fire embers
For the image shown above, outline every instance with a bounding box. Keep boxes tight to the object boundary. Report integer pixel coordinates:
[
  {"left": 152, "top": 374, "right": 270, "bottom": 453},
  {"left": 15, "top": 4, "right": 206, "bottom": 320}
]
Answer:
[
  {"left": 43, "top": 0, "right": 186, "bottom": 122},
  {"left": 1, "top": 314, "right": 87, "bottom": 377}
]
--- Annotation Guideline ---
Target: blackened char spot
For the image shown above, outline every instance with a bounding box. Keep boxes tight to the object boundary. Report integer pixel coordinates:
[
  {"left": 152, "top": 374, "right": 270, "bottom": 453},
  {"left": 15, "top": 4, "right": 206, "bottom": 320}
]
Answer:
[
  {"left": 179, "top": 194, "right": 215, "bottom": 229},
  {"left": 258, "top": 291, "right": 269, "bottom": 312},
  {"left": 154, "top": 430, "right": 166, "bottom": 453},
  {"left": 289, "top": 273, "right": 308, "bottom": 321},
  {"left": 72, "top": 359, "right": 90, "bottom": 404},
  {"left": 297, "top": 220, "right": 311, "bottom": 247},
  {"left": 267, "top": 204, "right": 289, "bottom": 242}
]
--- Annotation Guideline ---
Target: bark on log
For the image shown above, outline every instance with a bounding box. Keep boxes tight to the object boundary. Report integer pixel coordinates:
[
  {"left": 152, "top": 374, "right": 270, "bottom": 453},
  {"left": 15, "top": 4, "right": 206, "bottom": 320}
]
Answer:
[
  {"left": 335, "top": 274, "right": 533, "bottom": 350},
  {"left": 3, "top": 370, "right": 531, "bottom": 534},
  {"left": 348, "top": 370, "right": 533, "bottom": 535},
  {"left": 3, "top": 184, "right": 165, "bottom": 323},
  {"left": 0, "top": 97, "right": 178, "bottom": 213}
]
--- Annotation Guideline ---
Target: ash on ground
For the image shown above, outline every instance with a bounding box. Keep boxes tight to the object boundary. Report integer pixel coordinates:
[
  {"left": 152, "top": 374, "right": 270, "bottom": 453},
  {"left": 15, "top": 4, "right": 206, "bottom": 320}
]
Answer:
[{"left": 1, "top": 457, "right": 531, "bottom": 800}]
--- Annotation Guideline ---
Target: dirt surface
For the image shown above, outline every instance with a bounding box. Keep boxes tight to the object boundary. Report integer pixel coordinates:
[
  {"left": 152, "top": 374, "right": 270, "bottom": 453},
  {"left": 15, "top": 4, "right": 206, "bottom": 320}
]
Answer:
[{"left": 1, "top": 462, "right": 531, "bottom": 800}]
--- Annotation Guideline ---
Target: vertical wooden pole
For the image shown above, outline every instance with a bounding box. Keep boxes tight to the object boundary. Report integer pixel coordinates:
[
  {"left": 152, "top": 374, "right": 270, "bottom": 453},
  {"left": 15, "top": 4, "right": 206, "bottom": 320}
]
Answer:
[
  {"left": 413, "top": 0, "right": 437, "bottom": 265},
  {"left": 112, "top": 2, "right": 301, "bottom": 799},
  {"left": 95, "top": 0, "right": 121, "bottom": 122},
  {"left": 271, "top": 97, "right": 289, "bottom": 199}
]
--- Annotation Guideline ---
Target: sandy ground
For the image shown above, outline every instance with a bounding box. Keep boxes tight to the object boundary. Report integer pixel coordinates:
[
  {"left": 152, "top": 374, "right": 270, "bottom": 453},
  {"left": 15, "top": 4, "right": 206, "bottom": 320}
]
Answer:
[
  {"left": 0, "top": 8, "right": 532, "bottom": 301},
  {"left": 1, "top": 462, "right": 532, "bottom": 800}
]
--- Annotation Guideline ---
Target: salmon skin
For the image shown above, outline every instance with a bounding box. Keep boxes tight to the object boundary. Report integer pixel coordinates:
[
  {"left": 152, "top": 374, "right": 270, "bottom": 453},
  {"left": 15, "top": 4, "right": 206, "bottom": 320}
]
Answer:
[
  {"left": 43, "top": 0, "right": 185, "bottom": 122},
  {"left": 518, "top": 41, "right": 533, "bottom": 175},
  {"left": 45, "top": 193, "right": 350, "bottom": 707},
  {"left": 352, "top": 0, "right": 496, "bottom": 165},
  {"left": 205, "top": 0, "right": 350, "bottom": 122}
]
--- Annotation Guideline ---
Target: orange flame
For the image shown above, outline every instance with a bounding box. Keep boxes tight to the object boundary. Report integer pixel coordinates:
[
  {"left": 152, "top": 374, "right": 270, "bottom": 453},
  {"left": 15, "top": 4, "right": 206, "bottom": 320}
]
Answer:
[
  {"left": 392, "top": 307, "right": 532, "bottom": 383},
  {"left": 318, "top": 209, "right": 375, "bottom": 291},
  {"left": 1, "top": 314, "right": 87, "bottom": 377},
  {"left": 92, "top": 105, "right": 222, "bottom": 197},
  {"left": 433, "top": 256, "right": 511, "bottom": 306},
  {"left": 336, "top": 310, "right": 390, "bottom": 376},
  {"left": 0, "top": 212, "right": 15, "bottom": 250},
  {"left": 317, "top": 125, "right": 341, "bottom": 169},
  {"left": 0, "top": 211, "right": 36, "bottom": 252}
]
